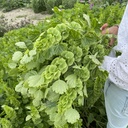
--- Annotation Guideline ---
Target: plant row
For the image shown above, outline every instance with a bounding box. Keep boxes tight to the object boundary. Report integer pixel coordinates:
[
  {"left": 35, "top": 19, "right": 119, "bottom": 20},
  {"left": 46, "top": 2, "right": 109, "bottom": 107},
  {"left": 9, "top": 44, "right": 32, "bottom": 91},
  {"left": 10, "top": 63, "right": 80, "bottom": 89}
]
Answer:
[
  {"left": 0, "top": 0, "right": 79, "bottom": 13},
  {"left": 0, "top": 3, "right": 125, "bottom": 128},
  {"left": 0, "top": 0, "right": 127, "bottom": 13}
]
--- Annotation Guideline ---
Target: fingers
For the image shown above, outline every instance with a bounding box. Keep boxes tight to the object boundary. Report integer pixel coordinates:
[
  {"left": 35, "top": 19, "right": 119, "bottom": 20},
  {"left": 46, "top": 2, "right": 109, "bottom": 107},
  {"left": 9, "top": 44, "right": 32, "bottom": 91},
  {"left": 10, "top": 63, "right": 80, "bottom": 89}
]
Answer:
[
  {"left": 100, "top": 23, "right": 108, "bottom": 30},
  {"left": 109, "top": 38, "right": 115, "bottom": 46},
  {"left": 101, "top": 28, "right": 109, "bottom": 35},
  {"left": 100, "top": 23, "right": 116, "bottom": 47}
]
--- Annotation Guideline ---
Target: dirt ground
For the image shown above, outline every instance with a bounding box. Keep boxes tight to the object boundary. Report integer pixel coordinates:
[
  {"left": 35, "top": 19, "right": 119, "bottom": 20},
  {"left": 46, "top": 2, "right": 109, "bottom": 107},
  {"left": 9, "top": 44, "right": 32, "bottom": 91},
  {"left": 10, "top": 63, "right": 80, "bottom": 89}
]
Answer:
[{"left": 0, "top": 8, "right": 51, "bottom": 26}]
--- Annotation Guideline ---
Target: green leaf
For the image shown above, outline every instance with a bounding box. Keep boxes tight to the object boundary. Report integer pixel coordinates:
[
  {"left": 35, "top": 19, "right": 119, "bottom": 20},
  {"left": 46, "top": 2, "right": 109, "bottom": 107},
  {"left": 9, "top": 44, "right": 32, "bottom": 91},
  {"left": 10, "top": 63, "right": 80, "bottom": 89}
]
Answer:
[
  {"left": 45, "top": 103, "right": 57, "bottom": 115},
  {"left": 2, "top": 105, "right": 16, "bottom": 119},
  {"left": 64, "top": 108, "right": 80, "bottom": 124},
  {"left": 34, "top": 90, "right": 43, "bottom": 99},
  {"left": 70, "top": 21, "right": 82, "bottom": 30},
  {"left": 47, "top": 27, "right": 61, "bottom": 43},
  {"left": 20, "top": 54, "right": 33, "bottom": 64},
  {"left": 39, "top": 103, "right": 46, "bottom": 111},
  {"left": 29, "top": 49, "right": 36, "bottom": 56},
  {"left": 53, "top": 43, "right": 67, "bottom": 55},
  {"left": 65, "top": 74, "right": 77, "bottom": 88},
  {"left": 74, "top": 66, "right": 90, "bottom": 81},
  {"left": 24, "top": 70, "right": 37, "bottom": 80},
  {"left": 56, "top": 23, "right": 69, "bottom": 40},
  {"left": 52, "top": 80, "right": 68, "bottom": 94},
  {"left": 26, "top": 61, "right": 38, "bottom": 70},
  {"left": 48, "top": 65, "right": 58, "bottom": 73},
  {"left": 15, "top": 81, "right": 23, "bottom": 92},
  {"left": 30, "top": 106, "right": 41, "bottom": 124},
  {"left": 28, "top": 75, "right": 44, "bottom": 87},
  {"left": 89, "top": 53, "right": 101, "bottom": 65},
  {"left": 28, "top": 87, "right": 38, "bottom": 95},
  {"left": 21, "top": 86, "right": 28, "bottom": 95},
  {"left": 8, "top": 62, "right": 17, "bottom": 69},
  {"left": 54, "top": 113, "right": 67, "bottom": 127},
  {"left": 88, "top": 113, "right": 94, "bottom": 124},
  {"left": 0, "top": 118, "right": 12, "bottom": 128},
  {"left": 12, "top": 51, "right": 23, "bottom": 62},
  {"left": 15, "top": 42, "right": 27, "bottom": 49},
  {"left": 83, "top": 84, "right": 88, "bottom": 97},
  {"left": 83, "top": 14, "right": 91, "bottom": 28},
  {"left": 32, "top": 99, "right": 41, "bottom": 107},
  {"left": 26, "top": 115, "right": 32, "bottom": 121},
  {"left": 47, "top": 88, "right": 60, "bottom": 102}
]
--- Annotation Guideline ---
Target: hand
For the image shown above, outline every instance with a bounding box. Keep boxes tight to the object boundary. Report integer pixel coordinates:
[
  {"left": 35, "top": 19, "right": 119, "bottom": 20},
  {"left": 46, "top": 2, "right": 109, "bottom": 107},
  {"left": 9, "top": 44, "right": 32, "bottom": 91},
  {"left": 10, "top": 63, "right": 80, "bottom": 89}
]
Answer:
[
  {"left": 100, "top": 23, "right": 118, "bottom": 46},
  {"left": 100, "top": 23, "right": 118, "bottom": 35}
]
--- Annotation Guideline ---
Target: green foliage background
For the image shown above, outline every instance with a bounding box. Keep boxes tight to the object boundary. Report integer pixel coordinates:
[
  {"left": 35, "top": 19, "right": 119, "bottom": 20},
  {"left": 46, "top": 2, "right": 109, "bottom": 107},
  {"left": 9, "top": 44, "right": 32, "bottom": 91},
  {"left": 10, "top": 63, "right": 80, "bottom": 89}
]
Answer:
[
  {"left": 0, "top": 0, "right": 31, "bottom": 11},
  {"left": 0, "top": 0, "right": 79, "bottom": 13},
  {"left": 0, "top": 2, "right": 126, "bottom": 128},
  {"left": 31, "top": 0, "right": 46, "bottom": 13},
  {"left": 62, "top": 0, "right": 78, "bottom": 9}
]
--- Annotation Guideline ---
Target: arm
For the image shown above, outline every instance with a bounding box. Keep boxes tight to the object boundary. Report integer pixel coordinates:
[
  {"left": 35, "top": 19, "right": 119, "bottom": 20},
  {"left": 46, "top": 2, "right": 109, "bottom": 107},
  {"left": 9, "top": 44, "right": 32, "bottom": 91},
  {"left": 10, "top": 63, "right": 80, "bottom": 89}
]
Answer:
[
  {"left": 102, "top": 47, "right": 128, "bottom": 87},
  {"left": 101, "top": 4, "right": 128, "bottom": 88}
]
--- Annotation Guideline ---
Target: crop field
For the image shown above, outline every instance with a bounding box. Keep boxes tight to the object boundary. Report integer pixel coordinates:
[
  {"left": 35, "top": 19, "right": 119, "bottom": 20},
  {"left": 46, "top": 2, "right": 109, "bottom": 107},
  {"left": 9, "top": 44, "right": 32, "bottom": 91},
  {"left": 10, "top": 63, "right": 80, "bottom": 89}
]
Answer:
[{"left": 0, "top": 0, "right": 127, "bottom": 128}]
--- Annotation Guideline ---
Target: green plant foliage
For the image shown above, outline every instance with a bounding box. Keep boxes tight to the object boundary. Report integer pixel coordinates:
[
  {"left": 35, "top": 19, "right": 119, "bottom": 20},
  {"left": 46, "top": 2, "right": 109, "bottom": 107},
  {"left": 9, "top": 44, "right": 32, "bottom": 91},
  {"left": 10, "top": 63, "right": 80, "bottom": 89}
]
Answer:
[
  {"left": 1, "top": 0, "right": 30, "bottom": 12},
  {"left": 98, "top": 3, "right": 125, "bottom": 26},
  {"left": 32, "top": 0, "right": 46, "bottom": 13},
  {"left": 55, "top": 0, "right": 62, "bottom": 7},
  {"left": 62, "top": 0, "right": 78, "bottom": 9},
  {"left": 44, "top": 0, "right": 60, "bottom": 13},
  {"left": 0, "top": 25, "right": 6, "bottom": 37},
  {"left": 31, "top": 0, "right": 62, "bottom": 14},
  {"left": 0, "top": 2, "right": 125, "bottom": 128}
]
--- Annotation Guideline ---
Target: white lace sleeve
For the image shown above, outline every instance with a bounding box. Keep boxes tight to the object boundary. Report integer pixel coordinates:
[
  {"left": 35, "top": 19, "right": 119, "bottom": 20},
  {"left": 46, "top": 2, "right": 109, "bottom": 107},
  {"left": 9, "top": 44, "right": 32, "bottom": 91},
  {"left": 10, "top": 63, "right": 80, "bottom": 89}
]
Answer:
[
  {"left": 103, "top": 48, "right": 128, "bottom": 90},
  {"left": 101, "top": 4, "right": 128, "bottom": 90}
]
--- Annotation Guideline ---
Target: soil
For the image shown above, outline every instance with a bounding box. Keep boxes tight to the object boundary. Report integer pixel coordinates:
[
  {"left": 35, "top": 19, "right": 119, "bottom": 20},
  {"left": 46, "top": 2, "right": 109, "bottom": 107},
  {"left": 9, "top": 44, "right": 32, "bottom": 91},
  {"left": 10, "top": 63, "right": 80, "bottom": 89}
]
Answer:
[{"left": 0, "top": 8, "right": 51, "bottom": 26}]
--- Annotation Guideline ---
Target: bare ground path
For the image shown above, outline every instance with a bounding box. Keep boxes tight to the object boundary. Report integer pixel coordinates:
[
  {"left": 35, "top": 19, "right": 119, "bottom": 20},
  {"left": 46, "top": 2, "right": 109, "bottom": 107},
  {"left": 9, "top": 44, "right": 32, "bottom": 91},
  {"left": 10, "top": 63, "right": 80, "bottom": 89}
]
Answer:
[{"left": 0, "top": 8, "right": 51, "bottom": 26}]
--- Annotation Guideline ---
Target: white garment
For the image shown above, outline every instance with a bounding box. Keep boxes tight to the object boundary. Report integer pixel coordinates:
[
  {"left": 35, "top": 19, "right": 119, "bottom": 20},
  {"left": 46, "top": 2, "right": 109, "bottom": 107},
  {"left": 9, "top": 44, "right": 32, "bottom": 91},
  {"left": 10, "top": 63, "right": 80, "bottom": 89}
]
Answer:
[{"left": 102, "top": 3, "right": 128, "bottom": 91}]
